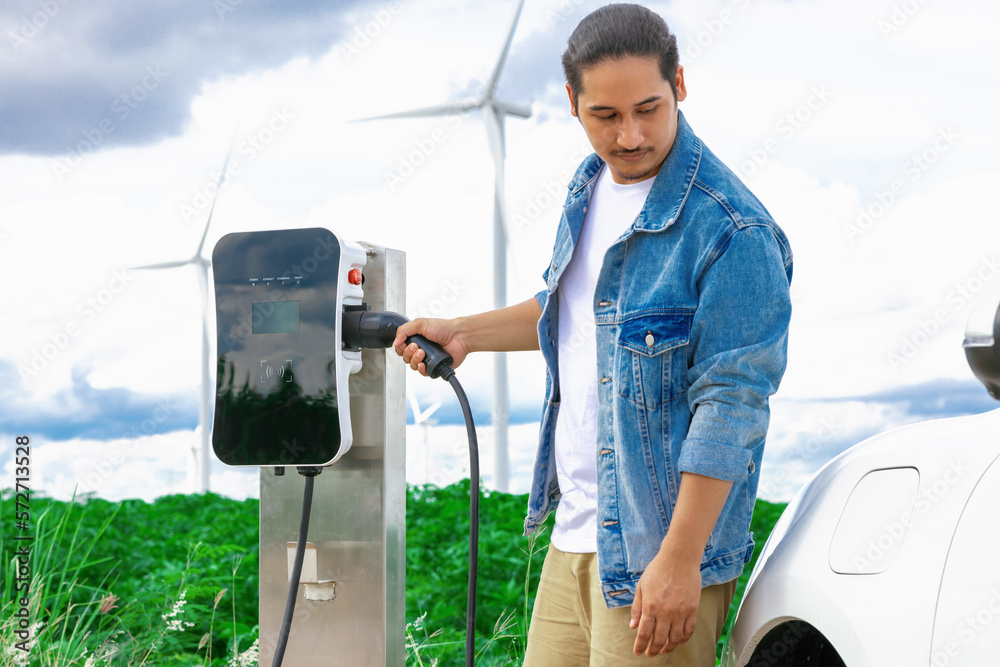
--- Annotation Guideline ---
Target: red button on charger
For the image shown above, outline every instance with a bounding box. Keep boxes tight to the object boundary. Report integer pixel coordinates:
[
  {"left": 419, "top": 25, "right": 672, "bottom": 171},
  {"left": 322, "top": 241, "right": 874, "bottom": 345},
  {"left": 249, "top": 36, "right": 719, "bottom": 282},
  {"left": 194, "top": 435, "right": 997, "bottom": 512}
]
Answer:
[{"left": 348, "top": 268, "right": 363, "bottom": 285}]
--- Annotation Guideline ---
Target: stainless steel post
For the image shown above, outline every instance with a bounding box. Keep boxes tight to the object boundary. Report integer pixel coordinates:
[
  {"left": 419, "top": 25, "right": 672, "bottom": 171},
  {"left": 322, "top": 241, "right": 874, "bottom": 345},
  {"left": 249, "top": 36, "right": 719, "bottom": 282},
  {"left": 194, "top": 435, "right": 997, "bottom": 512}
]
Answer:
[{"left": 258, "top": 243, "right": 406, "bottom": 666}]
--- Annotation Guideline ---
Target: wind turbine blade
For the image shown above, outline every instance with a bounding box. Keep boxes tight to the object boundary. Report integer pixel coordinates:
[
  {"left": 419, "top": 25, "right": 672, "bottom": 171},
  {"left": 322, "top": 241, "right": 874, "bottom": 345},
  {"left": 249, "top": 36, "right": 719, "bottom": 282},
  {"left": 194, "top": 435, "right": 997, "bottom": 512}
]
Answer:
[
  {"left": 407, "top": 386, "right": 443, "bottom": 425},
  {"left": 132, "top": 259, "right": 193, "bottom": 270},
  {"left": 355, "top": 100, "right": 481, "bottom": 123},
  {"left": 484, "top": 0, "right": 526, "bottom": 99},
  {"left": 195, "top": 131, "right": 240, "bottom": 257},
  {"left": 419, "top": 401, "right": 442, "bottom": 422},
  {"left": 494, "top": 99, "right": 532, "bottom": 119},
  {"left": 407, "top": 388, "right": 422, "bottom": 422}
]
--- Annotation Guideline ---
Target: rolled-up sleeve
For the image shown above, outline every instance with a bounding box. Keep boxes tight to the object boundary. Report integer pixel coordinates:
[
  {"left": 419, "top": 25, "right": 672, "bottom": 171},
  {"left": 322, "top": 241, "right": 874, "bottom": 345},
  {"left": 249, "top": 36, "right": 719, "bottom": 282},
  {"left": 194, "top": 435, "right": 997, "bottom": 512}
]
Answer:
[
  {"left": 677, "top": 222, "right": 792, "bottom": 481},
  {"left": 536, "top": 261, "right": 552, "bottom": 311},
  {"left": 535, "top": 288, "right": 549, "bottom": 311}
]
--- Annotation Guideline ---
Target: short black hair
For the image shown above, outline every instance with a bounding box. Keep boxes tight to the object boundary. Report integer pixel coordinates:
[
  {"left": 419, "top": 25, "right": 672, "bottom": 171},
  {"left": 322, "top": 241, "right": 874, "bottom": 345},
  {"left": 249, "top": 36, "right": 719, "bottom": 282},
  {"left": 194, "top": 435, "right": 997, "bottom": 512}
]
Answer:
[{"left": 562, "top": 3, "right": 679, "bottom": 110}]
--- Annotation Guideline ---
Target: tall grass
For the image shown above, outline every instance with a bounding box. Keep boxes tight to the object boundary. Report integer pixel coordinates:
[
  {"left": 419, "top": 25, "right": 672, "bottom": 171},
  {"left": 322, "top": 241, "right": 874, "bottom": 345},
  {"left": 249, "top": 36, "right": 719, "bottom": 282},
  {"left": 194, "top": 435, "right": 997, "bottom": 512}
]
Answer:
[
  {"left": 0, "top": 491, "right": 259, "bottom": 667},
  {"left": 1, "top": 492, "right": 120, "bottom": 665}
]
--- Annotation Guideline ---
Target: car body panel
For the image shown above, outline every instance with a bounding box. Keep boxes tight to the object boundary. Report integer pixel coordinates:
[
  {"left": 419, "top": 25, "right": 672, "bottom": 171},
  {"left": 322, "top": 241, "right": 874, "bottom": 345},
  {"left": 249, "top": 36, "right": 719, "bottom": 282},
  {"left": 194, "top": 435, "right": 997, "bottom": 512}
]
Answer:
[
  {"left": 723, "top": 408, "right": 1000, "bottom": 667},
  {"left": 931, "top": 453, "right": 1000, "bottom": 665}
]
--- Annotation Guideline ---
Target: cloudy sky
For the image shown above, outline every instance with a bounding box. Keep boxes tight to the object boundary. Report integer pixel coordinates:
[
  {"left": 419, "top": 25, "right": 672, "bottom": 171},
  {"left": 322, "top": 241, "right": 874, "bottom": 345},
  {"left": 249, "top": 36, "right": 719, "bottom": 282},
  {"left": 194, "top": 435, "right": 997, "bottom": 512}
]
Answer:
[{"left": 2, "top": 0, "right": 999, "bottom": 504}]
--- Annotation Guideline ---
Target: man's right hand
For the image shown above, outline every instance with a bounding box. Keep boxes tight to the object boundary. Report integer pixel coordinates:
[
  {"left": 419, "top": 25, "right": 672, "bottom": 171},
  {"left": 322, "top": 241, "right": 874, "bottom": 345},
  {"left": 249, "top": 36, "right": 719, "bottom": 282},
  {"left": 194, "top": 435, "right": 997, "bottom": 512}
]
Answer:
[
  {"left": 392, "top": 298, "right": 543, "bottom": 376},
  {"left": 393, "top": 317, "right": 471, "bottom": 376}
]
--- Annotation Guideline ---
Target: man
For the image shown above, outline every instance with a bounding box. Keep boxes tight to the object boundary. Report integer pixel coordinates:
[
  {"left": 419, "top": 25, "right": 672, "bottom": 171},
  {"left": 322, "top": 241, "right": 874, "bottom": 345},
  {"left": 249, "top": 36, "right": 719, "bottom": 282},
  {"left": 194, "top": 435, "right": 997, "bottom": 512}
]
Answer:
[{"left": 394, "top": 4, "right": 792, "bottom": 665}]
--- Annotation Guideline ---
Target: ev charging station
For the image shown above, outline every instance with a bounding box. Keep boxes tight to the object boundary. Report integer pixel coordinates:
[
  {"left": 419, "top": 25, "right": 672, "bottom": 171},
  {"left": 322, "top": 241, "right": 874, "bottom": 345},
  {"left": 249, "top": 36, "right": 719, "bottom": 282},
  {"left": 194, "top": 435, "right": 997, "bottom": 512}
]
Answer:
[{"left": 211, "top": 228, "right": 413, "bottom": 666}]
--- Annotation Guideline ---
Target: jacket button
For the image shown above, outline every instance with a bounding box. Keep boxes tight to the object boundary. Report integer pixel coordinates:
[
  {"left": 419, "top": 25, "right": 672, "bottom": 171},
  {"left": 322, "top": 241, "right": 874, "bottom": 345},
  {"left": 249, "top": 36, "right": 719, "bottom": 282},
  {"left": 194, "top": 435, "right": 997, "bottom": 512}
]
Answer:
[{"left": 645, "top": 333, "right": 655, "bottom": 347}]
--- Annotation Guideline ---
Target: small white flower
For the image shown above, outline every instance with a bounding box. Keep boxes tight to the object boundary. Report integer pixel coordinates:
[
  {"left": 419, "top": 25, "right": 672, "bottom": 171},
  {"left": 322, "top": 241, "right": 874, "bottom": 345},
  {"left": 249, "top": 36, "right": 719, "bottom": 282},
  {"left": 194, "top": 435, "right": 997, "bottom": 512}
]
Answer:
[
  {"left": 162, "top": 590, "right": 188, "bottom": 621},
  {"left": 227, "top": 638, "right": 260, "bottom": 667},
  {"left": 162, "top": 590, "right": 191, "bottom": 631}
]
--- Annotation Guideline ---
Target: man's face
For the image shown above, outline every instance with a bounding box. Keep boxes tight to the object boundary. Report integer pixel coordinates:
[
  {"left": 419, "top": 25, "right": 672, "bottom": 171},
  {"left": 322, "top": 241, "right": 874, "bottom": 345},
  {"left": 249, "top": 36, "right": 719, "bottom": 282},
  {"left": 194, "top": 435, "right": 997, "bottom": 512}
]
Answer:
[{"left": 568, "top": 56, "right": 687, "bottom": 184}]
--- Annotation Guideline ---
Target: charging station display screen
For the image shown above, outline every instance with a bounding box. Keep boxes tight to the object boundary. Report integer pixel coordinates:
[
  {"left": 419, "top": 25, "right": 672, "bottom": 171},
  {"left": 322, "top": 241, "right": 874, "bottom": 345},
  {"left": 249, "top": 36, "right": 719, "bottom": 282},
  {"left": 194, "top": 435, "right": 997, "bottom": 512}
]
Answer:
[
  {"left": 252, "top": 300, "right": 300, "bottom": 334},
  {"left": 212, "top": 229, "right": 342, "bottom": 466}
]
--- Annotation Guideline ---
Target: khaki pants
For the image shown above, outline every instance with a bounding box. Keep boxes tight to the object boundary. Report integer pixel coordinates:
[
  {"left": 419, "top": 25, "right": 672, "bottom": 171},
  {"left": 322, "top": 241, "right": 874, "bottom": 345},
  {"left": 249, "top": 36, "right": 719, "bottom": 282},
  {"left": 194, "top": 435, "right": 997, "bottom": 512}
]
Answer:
[{"left": 523, "top": 544, "right": 736, "bottom": 667}]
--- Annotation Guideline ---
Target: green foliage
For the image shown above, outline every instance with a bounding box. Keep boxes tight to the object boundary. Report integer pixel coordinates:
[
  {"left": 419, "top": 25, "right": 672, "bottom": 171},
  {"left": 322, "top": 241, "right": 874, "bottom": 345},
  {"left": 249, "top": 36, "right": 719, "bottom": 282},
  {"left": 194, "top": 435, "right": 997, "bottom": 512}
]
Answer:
[
  {"left": 0, "top": 485, "right": 786, "bottom": 667},
  {"left": 0, "top": 490, "right": 259, "bottom": 666},
  {"left": 405, "top": 481, "right": 552, "bottom": 666}
]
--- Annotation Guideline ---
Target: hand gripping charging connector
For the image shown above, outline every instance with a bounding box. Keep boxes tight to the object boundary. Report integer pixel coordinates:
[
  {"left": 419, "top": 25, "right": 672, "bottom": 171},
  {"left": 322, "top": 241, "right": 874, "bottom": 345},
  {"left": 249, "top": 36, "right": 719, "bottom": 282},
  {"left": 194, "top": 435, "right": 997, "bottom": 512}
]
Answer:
[{"left": 342, "top": 307, "right": 454, "bottom": 379}]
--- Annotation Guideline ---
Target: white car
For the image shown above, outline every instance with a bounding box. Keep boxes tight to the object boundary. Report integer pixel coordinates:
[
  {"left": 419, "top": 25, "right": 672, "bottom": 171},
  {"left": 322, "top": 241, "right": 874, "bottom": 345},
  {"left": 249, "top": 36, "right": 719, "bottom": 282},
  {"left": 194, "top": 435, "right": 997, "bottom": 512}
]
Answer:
[{"left": 722, "top": 301, "right": 1000, "bottom": 667}]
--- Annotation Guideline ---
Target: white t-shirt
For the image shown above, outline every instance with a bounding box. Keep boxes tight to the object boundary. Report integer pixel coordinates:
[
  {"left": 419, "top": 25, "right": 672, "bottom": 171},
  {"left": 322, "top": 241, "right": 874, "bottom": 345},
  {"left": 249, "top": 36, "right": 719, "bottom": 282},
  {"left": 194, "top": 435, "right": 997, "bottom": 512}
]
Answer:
[{"left": 552, "top": 166, "right": 655, "bottom": 553}]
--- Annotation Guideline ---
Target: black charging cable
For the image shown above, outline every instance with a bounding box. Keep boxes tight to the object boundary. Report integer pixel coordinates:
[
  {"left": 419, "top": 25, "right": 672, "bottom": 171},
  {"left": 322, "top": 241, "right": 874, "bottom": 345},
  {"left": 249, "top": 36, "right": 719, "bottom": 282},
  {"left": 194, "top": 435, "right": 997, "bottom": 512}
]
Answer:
[
  {"left": 446, "top": 370, "right": 480, "bottom": 667},
  {"left": 271, "top": 466, "right": 322, "bottom": 667},
  {"left": 343, "top": 308, "right": 480, "bottom": 667}
]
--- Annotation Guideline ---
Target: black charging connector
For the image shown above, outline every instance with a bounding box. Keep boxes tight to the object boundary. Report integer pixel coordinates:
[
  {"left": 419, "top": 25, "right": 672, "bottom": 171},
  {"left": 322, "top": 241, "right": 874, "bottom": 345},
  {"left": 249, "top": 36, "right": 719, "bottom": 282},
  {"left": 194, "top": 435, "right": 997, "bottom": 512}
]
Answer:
[{"left": 342, "top": 307, "right": 455, "bottom": 380}]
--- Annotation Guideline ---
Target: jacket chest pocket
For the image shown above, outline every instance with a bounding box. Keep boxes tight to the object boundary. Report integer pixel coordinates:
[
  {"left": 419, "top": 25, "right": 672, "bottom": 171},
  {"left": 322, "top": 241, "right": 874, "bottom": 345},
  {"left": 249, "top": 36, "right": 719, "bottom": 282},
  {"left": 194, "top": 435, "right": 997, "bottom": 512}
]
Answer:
[{"left": 617, "top": 313, "right": 692, "bottom": 410}]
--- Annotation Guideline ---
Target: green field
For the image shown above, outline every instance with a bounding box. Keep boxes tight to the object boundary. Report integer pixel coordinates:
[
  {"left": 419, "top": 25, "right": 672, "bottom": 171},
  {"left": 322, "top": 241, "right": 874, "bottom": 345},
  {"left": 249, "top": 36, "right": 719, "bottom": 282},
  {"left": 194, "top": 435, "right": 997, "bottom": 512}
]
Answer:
[{"left": 0, "top": 485, "right": 785, "bottom": 666}]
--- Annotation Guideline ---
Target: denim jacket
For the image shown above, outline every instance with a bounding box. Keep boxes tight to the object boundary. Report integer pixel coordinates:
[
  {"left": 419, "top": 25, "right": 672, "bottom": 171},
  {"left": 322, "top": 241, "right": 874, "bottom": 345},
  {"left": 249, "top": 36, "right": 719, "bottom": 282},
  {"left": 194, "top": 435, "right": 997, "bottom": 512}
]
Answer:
[{"left": 525, "top": 111, "right": 793, "bottom": 608}]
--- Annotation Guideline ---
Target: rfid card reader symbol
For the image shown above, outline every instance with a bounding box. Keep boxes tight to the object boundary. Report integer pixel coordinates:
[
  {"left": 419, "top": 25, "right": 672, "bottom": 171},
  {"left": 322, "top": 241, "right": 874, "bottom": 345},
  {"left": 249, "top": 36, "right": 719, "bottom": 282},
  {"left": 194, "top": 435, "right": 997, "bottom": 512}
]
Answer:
[{"left": 261, "top": 360, "right": 293, "bottom": 383}]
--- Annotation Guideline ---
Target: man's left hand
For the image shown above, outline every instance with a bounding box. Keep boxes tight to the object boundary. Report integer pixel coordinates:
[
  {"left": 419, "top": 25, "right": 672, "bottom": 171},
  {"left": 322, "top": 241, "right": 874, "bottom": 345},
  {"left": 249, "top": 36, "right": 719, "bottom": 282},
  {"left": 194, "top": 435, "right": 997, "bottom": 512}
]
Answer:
[{"left": 629, "top": 547, "right": 703, "bottom": 656}]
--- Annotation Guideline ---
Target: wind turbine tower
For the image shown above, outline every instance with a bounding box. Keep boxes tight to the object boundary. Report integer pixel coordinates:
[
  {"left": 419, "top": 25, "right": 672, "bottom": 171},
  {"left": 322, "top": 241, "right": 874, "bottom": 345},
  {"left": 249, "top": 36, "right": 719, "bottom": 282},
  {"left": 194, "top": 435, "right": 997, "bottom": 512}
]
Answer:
[{"left": 363, "top": 0, "right": 531, "bottom": 492}]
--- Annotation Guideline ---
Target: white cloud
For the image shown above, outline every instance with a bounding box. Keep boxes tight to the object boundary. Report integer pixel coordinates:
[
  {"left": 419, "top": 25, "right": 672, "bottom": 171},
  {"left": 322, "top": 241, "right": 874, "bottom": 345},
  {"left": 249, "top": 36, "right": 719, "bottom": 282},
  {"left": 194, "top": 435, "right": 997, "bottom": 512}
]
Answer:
[{"left": 3, "top": 0, "right": 999, "bottom": 503}]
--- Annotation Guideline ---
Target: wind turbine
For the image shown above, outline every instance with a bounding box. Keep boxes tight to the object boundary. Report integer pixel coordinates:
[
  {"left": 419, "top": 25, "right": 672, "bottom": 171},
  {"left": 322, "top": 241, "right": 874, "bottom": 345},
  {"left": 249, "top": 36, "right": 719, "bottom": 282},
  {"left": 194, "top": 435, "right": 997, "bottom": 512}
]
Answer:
[
  {"left": 362, "top": 0, "right": 531, "bottom": 492},
  {"left": 408, "top": 389, "right": 441, "bottom": 485},
  {"left": 133, "top": 147, "right": 234, "bottom": 493}
]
